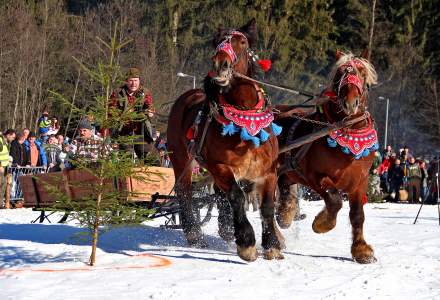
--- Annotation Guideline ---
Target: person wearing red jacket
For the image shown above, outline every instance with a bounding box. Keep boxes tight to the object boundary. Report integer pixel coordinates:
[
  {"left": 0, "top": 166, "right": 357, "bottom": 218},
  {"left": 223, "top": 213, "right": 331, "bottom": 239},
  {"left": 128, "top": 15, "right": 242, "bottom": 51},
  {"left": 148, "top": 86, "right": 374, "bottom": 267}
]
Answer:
[
  {"left": 110, "top": 68, "right": 155, "bottom": 161},
  {"left": 379, "top": 155, "right": 392, "bottom": 193}
]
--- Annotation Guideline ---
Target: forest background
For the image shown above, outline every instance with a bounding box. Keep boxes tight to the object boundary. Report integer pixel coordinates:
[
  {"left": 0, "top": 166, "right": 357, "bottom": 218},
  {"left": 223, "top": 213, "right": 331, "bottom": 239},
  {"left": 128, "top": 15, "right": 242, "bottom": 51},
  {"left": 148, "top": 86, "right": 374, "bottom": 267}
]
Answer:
[{"left": 0, "top": 0, "right": 439, "bottom": 155}]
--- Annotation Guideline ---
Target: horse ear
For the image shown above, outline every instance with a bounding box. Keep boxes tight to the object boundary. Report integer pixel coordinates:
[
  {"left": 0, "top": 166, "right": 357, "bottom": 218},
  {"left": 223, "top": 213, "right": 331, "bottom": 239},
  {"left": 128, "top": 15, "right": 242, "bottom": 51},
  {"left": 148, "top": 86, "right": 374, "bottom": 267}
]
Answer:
[
  {"left": 240, "top": 18, "right": 257, "bottom": 47},
  {"left": 335, "top": 49, "right": 343, "bottom": 61},
  {"left": 360, "top": 49, "right": 369, "bottom": 59},
  {"left": 213, "top": 25, "right": 226, "bottom": 47}
]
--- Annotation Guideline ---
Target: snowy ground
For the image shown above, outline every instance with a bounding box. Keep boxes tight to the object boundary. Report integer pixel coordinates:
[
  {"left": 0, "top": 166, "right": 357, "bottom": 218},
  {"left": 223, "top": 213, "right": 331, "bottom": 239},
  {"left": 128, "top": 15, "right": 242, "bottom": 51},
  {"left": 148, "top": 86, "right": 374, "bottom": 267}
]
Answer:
[{"left": 1, "top": 200, "right": 439, "bottom": 300}]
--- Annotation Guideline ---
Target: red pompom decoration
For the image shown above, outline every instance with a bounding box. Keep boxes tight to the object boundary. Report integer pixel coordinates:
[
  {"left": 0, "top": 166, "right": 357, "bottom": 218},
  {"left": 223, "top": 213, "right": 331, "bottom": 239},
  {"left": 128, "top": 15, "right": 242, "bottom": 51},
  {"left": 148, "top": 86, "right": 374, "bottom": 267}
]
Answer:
[
  {"left": 362, "top": 194, "right": 368, "bottom": 205},
  {"left": 258, "top": 59, "right": 272, "bottom": 72}
]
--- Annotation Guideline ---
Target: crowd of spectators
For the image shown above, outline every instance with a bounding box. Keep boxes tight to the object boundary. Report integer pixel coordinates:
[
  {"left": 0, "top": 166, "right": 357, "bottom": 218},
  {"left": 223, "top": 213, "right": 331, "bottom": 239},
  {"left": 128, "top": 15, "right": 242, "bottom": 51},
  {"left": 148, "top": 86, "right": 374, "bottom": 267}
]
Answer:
[
  {"left": 370, "top": 145, "right": 439, "bottom": 204},
  {"left": 0, "top": 111, "right": 175, "bottom": 207}
]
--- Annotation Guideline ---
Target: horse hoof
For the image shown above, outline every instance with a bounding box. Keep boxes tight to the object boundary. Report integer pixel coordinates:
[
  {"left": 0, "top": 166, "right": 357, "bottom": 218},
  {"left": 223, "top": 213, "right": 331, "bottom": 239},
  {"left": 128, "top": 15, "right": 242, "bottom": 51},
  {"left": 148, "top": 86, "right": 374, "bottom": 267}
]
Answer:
[
  {"left": 352, "top": 243, "right": 376, "bottom": 264},
  {"left": 237, "top": 245, "right": 258, "bottom": 262},
  {"left": 276, "top": 213, "right": 293, "bottom": 229},
  {"left": 312, "top": 211, "right": 336, "bottom": 233},
  {"left": 263, "top": 248, "right": 284, "bottom": 260}
]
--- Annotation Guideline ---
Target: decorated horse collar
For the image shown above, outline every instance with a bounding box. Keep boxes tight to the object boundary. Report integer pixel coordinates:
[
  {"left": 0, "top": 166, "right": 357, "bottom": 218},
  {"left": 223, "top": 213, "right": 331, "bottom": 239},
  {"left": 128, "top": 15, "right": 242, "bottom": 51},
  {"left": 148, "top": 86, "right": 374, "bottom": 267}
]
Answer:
[
  {"left": 325, "top": 111, "right": 379, "bottom": 159},
  {"left": 209, "top": 83, "right": 282, "bottom": 147}
]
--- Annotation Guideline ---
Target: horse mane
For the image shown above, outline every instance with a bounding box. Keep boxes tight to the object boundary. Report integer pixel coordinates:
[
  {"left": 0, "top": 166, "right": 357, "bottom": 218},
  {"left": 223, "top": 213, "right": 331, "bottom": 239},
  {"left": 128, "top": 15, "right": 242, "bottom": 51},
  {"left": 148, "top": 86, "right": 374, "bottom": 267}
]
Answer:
[{"left": 328, "top": 51, "right": 378, "bottom": 88}]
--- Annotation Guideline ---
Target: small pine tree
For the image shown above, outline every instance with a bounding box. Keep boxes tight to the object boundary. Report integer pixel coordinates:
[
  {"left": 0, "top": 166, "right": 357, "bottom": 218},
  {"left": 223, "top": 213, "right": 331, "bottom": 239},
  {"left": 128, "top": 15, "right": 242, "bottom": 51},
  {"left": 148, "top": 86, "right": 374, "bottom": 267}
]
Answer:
[{"left": 49, "top": 24, "right": 157, "bottom": 266}]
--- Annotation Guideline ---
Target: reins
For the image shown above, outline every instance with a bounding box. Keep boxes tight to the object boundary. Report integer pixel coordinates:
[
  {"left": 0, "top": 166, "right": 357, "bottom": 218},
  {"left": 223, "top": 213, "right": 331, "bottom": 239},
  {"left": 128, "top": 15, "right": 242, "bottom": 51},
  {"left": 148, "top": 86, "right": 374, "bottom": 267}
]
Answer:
[{"left": 232, "top": 71, "right": 316, "bottom": 101}]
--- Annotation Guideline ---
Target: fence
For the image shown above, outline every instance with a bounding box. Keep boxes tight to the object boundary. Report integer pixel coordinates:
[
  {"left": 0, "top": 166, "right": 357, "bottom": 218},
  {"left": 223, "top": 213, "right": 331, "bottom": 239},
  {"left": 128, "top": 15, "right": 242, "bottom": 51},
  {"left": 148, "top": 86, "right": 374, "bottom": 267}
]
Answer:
[{"left": 5, "top": 166, "right": 47, "bottom": 204}]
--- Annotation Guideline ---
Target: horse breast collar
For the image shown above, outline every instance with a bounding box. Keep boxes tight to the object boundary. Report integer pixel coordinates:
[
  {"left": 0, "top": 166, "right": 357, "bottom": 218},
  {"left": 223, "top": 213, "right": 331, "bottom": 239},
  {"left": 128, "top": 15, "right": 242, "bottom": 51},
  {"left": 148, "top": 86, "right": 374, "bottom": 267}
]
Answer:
[
  {"left": 320, "top": 89, "right": 379, "bottom": 159},
  {"left": 327, "top": 117, "right": 379, "bottom": 159},
  {"left": 210, "top": 83, "right": 282, "bottom": 147}
]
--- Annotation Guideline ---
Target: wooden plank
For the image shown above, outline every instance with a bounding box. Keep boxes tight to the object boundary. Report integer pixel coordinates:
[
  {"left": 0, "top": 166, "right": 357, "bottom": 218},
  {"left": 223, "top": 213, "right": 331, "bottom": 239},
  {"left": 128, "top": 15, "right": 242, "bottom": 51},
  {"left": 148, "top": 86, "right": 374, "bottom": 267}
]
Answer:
[
  {"left": 19, "top": 167, "right": 175, "bottom": 207},
  {"left": 125, "top": 167, "right": 175, "bottom": 201}
]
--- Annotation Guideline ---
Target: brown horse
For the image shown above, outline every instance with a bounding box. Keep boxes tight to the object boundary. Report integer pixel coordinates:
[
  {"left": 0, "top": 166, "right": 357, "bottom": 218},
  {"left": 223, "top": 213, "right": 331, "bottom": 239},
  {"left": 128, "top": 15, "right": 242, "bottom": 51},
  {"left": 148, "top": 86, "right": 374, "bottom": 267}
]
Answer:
[
  {"left": 167, "top": 19, "right": 284, "bottom": 261},
  {"left": 276, "top": 50, "right": 379, "bottom": 263}
]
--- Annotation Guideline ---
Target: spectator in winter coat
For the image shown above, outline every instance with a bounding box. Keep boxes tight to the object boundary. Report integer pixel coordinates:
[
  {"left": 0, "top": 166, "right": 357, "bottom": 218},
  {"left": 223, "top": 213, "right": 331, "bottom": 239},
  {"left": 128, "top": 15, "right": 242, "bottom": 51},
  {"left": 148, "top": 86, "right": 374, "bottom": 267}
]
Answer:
[
  {"left": 24, "top": 132, "right": 47, "bottom": 167},
  {"left": 22, "top": 128, "right": 30, "bottom": 140},
  {"left": 369, "top": 151, "right": 382, "bottom": 195},
  {"left": 388, "top": 159, "right": 405, "bottom": 202},
  {"left": 406, "top": 157, "right": 422, "bottom": 203},
  {"left": 378, "top": 154, "right": 392, "bottom": 193},
  {"left": 420, "top": 160, "right": 429, "bottom": 200},
  {"left": 10, "top": 133, "right": 29, "bottom": 167},
  {"left": 38, "top": 111, "right": 52, "bottom": 142},
  {"left": 68, "top": 119, "right": 110, "bottom": 164},
  {"left": 109, "top": 67, "right": 155, "bottom": 161},
  {"left": 382, "top": 145, "right": 393, "bottom": 159},
  {"left": 46, "top": 117, "right": 60, "bottom": 136},
  {"left": 4, "top": 129, "right": 16, "bottom": 144},
  {"left": 43, "top": 135, "right": 62, "bottom": 172},
  {"left": 0, "top": 132, "right": 11, "bottom": 207}
]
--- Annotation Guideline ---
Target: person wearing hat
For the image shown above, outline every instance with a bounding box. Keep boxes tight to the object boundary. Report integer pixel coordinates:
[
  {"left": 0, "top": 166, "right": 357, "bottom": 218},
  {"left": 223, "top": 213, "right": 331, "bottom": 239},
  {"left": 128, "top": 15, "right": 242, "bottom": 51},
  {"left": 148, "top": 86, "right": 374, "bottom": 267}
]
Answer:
[
  {"left": 68, "top": 119, "right": 106, "bottom": 165},
  {"left": 109, "top": 67, "right": 155, "bottom": 161},
  {"left": 37, "top": 110, "right": 52, "bottom": 142}
]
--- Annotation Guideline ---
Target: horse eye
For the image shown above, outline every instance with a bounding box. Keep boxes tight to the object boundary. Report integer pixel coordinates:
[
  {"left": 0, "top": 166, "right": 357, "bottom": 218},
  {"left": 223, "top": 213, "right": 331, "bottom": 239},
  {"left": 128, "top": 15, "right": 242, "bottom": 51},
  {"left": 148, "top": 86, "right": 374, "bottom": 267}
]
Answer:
[{"left": 241, "top": 40, "right": 246, "bottom": 45}]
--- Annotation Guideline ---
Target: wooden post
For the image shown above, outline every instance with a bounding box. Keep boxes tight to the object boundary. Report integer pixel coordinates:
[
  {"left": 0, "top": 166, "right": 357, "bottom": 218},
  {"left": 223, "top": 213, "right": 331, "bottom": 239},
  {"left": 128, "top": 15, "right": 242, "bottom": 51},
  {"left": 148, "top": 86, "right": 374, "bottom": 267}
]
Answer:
[{"left": 5, "top": 173, "right": 12, "bottom": 209}]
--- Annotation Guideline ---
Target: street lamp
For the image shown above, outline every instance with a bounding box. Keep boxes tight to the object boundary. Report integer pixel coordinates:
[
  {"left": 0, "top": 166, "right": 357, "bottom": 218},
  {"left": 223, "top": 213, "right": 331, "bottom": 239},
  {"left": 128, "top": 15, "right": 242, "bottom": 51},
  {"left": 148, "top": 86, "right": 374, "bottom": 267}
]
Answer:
[
  {"left": 378, "top": 96, "right": 390, "bottom": 148},
  {"left": 177, "top": 72, "right": 196, "bottom": 89}
]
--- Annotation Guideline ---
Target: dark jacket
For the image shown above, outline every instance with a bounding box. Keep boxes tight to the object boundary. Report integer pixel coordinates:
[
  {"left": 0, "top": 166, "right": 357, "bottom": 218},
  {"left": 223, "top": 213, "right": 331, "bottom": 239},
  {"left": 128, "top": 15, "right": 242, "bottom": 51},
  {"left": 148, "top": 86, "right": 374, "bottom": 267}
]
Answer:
[
  {"left": 43, "top": 144, "right": 62, "bottom": 172},
  {"left": 388, "top": 165, "right": 404, "bottom": 185},
  {"left": 10, "top": 140, "right": 29, "bottom": 166},
  {"left": 110, "top": 85, "right": 154, "bottom": 141}
]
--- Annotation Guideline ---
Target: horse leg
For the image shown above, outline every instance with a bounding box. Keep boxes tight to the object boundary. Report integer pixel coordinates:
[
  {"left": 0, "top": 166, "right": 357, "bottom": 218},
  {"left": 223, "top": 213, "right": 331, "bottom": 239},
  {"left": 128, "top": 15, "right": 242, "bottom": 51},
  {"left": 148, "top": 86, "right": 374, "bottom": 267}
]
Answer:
[
  {"left": 175, "top": 163, "right": 206, "bottom": 248},
  {"left": 276, "top": 174, "right": 304, "bottom": 228},
  {"left": 349, "top": 190, "right": 376, "bottom": 264},
  {"left": 215, "top": 186, "right": 234, "bottom": 242},
  {"left": 227, "top": 181, "right": 258, "bottom": 261},
  {"left": 312, "top": 186, "right": 343, "bottom": 234},
  {"left": 261, "top": 174, "right": 285, "bottom": 260}
]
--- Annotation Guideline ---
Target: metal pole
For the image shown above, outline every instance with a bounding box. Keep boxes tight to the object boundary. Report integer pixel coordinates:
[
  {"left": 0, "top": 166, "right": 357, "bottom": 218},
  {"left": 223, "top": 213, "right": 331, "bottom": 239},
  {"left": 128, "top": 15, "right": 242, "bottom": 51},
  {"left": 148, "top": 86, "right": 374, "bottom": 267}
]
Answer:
[
  {"left": 193, "top": 76, "right": 196, "bottom": 89},
  {"left": 384, "top": 98, "right": 389, "bottom": 148}
]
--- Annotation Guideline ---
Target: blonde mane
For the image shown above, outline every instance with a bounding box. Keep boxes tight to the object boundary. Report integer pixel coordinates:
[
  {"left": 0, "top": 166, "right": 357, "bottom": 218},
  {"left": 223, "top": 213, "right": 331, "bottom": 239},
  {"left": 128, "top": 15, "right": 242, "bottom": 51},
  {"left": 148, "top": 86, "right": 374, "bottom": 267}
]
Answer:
[{"left": 329, "top": 51, "right": 378, "bottom": 88}]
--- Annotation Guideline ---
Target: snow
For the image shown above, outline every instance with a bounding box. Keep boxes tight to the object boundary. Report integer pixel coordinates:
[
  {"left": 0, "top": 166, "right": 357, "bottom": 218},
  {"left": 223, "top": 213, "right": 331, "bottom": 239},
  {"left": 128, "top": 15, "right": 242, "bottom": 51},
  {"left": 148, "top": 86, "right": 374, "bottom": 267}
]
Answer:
[{"left": 1, "top": 201, "right": 440, "bottom": 300}]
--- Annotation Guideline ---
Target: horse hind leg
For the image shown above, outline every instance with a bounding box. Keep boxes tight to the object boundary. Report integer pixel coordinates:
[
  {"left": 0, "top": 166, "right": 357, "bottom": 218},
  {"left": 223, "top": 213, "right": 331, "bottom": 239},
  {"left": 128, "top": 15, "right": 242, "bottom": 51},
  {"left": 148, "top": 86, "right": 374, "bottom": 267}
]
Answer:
[
  {"left": 312, "top": 186, "right": 343, "bottom": 234},
  {"left": 276, "top": 176, "right": 305, "bottom": 229},
  {"left": 349, "top": 190, "right": 376, "bottom": 264},
  {"left": 260, "top": 174, "right": 285, "bottom": 260}
]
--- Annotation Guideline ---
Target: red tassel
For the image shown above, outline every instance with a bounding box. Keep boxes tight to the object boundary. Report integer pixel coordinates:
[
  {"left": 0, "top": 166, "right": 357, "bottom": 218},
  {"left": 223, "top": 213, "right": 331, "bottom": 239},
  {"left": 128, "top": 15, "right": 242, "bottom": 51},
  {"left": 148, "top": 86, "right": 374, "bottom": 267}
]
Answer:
[
  {"left": 362, "top": 194, "right": 368, "bottom": 205},
  {"left": 258, "top": 59, "right": 272, "bottom": 72},
  {"left": 186, "top": 127, "right": 194, "bottom": 140},
  {"left": 207, "top": 71, "right": 216, "bottom": 78}
]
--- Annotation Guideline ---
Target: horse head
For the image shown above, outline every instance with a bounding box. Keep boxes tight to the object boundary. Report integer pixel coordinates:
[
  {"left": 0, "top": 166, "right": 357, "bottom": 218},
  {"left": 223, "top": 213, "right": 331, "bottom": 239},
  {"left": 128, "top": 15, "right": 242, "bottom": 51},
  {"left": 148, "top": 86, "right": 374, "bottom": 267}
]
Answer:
[
  {"left": 210, "top": 18, "right": 258, "bottom": 87},
  {"left": 330, "top": 49, "right": 378, "bottom": 115}
]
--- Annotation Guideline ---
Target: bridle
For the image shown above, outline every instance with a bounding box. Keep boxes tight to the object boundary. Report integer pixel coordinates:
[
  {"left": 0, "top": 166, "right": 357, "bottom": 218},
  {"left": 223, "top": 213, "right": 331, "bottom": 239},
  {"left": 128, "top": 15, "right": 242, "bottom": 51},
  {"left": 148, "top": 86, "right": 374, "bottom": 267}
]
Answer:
[
  {"left": 333, "top": 59, "right": 369, "bottom": 111},
  {"left": 212, "top": 30, "right": 255, "bottom": 84}
]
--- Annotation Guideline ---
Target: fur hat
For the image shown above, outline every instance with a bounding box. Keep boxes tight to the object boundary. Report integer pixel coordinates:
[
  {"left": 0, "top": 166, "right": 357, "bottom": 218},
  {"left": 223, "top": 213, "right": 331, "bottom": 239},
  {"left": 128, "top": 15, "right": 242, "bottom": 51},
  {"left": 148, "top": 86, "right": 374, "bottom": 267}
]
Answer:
[{"left": 126, "top": 67, "right": 141, "bottom": 79}]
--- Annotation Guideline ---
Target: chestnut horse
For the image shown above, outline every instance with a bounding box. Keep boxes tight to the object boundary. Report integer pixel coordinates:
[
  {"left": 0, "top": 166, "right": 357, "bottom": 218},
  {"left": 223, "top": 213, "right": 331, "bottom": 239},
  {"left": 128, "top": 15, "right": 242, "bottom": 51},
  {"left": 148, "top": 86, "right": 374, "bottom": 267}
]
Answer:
[
  {"left": 167, "top": 19, "right": 284, "bottom": 261},
  {"left": 276, "top": 50, "right": 379, "bottom": 263}
]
